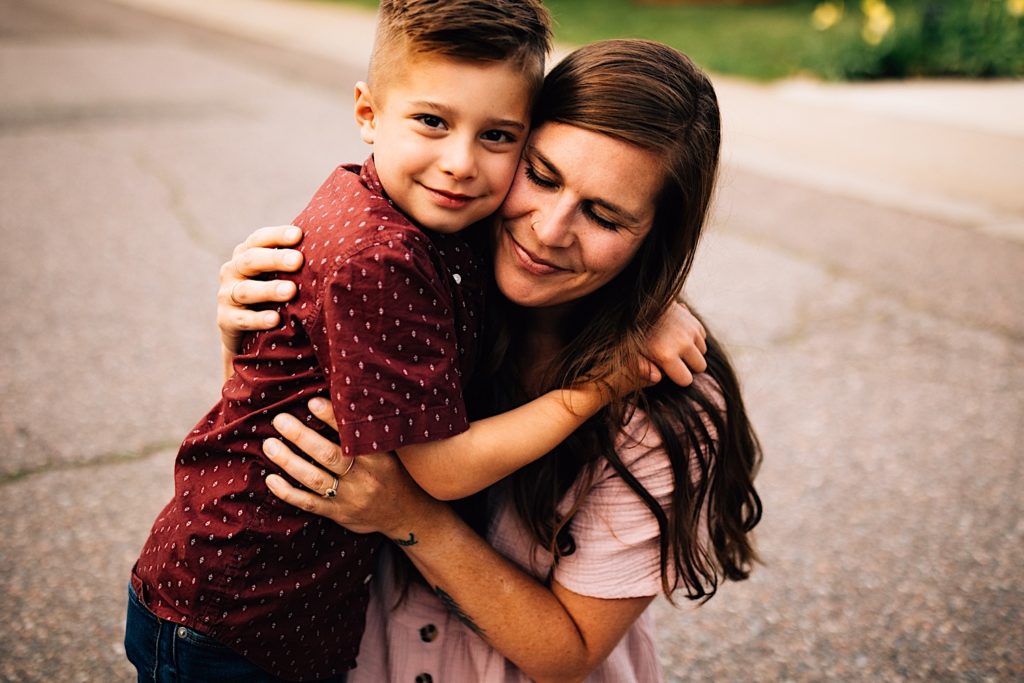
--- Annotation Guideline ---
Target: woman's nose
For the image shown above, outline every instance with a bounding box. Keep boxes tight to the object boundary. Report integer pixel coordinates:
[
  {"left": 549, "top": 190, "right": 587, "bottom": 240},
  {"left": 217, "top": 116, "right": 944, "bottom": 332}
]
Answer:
[{"left": 531, "top": 203, "right": 575, "bottom": 248}]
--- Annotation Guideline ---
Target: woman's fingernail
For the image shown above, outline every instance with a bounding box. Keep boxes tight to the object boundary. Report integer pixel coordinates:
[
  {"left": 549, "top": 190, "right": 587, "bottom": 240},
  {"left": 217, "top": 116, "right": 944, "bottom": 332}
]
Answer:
[
  {"left": 285, "top": 227, "right": 301, "bottom": 241},
  {"left": 276, "top": 283, "right": 293, "bottom": 297},
  {"left": 264, "top": 439, "right": 279, "bottom": 456},
  {"left": 309, "top": 397, "right": 326, "bottom": 411},
  {"left": 263, "top": 312, "right": 278, "bottom": 326},
  {"left": 285, "top": 253, "right": 301, "bottom": 268}
]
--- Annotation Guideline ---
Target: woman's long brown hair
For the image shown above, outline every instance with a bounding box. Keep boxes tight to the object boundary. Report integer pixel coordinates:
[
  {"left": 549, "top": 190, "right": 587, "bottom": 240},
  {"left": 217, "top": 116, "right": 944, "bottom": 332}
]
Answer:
[{"left": 479, "top": 40, "right": 762, "bottom": 602}]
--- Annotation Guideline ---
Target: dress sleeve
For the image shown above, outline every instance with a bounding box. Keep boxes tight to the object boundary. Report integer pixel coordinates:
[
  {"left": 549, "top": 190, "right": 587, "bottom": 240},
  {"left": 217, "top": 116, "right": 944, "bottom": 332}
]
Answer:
[
  {"left": 552, "top": 417, "right": 676, "bottom": 599},
  {"left": 306, "top": 238, "right": 470, "bottom": 456}
]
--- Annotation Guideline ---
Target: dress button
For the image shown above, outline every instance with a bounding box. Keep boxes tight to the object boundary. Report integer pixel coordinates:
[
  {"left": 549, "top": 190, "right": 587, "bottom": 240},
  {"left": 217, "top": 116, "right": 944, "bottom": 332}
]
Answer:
[
  {"left": 176, "top": 627, "right": 188, "bottom": 639},
  {"left": 415, "top": 675, "right": 433, "bottom": 683},
  {"left": 419, "top": 624, "right": 438, "bottom": 642}
]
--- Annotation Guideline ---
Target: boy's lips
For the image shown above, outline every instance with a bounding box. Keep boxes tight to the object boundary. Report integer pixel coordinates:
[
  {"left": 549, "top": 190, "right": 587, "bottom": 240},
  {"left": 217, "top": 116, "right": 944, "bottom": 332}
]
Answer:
[
  {"left": 422, "top": 184, "right": 477, "bottom": 209},
  {"left": 506, "top": 230, "right": 570, "bottom": 275}
]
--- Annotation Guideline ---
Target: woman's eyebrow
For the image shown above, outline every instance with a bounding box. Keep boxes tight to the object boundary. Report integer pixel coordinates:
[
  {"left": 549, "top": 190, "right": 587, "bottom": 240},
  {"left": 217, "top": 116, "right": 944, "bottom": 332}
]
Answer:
[{"left": 526, "top": 147, "right": 562, "bottom": 179}]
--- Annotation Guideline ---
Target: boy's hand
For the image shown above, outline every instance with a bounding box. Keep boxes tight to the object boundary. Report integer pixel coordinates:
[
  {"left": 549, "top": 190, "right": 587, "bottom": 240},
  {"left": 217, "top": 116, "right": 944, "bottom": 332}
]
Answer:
[
  {"left": 644, "top": 301, "right": 707, "bottom": 387},
  {"left": 217, "top": 225, "right": 304, "bottom": 354}
]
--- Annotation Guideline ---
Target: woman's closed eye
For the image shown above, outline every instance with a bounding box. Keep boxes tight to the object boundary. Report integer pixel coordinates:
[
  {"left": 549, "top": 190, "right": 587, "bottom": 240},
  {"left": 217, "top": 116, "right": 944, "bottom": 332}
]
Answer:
[
  {"left": 583, "top": 204, "right": 621, "bottom": 231},
  {"left": 524, "top": 162, "right": 558, "bottom": 189}
]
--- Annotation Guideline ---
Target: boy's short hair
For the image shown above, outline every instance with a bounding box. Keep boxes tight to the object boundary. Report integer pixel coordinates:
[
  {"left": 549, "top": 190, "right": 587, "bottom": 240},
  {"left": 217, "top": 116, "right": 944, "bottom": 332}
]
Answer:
[{"left": 370, "top": 0, "right": 552, "bottom": 92}]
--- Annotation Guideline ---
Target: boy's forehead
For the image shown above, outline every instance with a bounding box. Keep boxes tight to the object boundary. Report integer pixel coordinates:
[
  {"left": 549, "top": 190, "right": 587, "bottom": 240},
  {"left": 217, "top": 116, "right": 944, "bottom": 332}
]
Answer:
[{"left": 375, "top": 50, "right": 536, "bottom": 118}]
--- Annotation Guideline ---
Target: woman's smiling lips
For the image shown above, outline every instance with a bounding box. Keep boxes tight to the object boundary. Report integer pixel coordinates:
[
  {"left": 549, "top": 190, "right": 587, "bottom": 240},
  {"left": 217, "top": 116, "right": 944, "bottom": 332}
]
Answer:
[
  {"left": 422, "top": 184, "right": 476, "bottom": 209},
  {"left": 506, "top": 230, "right": 569, "bottom": 275}
]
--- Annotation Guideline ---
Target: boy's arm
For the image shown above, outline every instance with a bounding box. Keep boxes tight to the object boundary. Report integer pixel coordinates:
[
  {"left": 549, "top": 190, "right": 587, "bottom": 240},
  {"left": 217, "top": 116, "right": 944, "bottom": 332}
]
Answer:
[{"left": 397, "top": 383, "right": 607, "bottom": 501}]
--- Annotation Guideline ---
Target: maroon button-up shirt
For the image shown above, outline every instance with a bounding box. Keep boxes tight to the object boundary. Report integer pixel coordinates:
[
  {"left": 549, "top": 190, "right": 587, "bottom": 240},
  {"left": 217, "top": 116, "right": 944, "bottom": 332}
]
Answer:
[{"left": 133, "top": 158, "right": 483, "bottom": 681}]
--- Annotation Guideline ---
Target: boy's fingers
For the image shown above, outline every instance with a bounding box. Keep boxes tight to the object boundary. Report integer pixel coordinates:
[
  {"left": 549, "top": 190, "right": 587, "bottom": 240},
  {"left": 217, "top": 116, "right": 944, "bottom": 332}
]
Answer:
[
  {"left": 660, "top": 356, "right": 694, "bottom": 388},
  {"left": 680, "top": 343, "right": 708, "bottom": 375}
]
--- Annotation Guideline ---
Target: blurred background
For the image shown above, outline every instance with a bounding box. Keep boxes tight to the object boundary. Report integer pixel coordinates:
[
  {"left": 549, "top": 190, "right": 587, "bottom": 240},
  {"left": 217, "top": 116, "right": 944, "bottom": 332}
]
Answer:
[{"left": 1, "top": 0, "right": 1021, "bottom": 680}]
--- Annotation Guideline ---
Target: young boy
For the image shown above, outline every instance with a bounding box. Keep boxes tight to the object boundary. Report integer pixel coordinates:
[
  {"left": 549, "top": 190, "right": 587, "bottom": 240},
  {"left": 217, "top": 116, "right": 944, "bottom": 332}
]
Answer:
[{"left": 128, "top": 2, "right": 614, "bottom": 681}]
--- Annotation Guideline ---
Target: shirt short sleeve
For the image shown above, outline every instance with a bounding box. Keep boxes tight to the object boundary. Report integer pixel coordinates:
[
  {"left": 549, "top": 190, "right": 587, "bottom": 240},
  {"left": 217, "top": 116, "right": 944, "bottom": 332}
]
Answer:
[
  {"left": 552, "top": 417, "right": 677, "bottom": 599},
  {"left": 308, "top": 238, "right": 469, "bottom": 456}
]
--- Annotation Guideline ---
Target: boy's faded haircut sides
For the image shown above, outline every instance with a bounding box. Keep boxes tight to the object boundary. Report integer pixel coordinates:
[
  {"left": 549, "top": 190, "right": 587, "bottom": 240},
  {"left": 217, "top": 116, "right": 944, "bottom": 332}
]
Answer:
[{"left": 369, "top": 0, "right": 552, "bottom": 92}]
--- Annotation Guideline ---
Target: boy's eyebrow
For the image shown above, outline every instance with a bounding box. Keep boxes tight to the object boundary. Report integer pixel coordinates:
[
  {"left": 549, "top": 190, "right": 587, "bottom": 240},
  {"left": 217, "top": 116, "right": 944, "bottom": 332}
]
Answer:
[
  {"left": 528, "top": 147, "right": 643, "bottom": 226},
  {"left": 409, "top": 100, "right": 526, "bottom": 130}
]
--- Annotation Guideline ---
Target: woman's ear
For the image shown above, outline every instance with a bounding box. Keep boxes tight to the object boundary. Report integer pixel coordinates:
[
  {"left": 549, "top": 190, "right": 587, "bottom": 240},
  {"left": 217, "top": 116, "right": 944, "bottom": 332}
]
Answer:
[{"left": 354, "top": 81, "right": 377, "bottom": 145}]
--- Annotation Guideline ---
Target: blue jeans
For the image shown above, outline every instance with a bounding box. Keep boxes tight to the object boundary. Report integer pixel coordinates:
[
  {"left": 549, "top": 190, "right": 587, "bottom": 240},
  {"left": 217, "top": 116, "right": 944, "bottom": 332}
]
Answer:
[{"left": 124, "top": 583, "right": 347, "bottom": 683}]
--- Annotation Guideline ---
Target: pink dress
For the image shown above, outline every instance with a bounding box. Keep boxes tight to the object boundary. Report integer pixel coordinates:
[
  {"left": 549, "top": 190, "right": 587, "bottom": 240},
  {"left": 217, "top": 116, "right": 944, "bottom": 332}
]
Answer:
[{"left": 350, "top": 412, "right": 674, "bottom": 682}]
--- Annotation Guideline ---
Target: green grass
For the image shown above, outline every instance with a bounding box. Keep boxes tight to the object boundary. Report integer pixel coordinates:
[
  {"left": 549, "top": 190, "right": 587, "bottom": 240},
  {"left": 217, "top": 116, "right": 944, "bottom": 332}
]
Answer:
[
  {"left": 319, "top": 0, "right": 855, "bottom": 80},
  {"left": 316, "top": 1, "right": 1023, "bottom": 81},
  {"left": 543, "top": 0, "right": 856, "bottom": 80}
]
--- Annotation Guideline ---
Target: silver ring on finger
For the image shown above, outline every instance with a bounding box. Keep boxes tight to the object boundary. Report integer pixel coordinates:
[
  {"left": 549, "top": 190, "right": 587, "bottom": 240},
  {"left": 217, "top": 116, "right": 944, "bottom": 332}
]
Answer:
[
  {"left": 230, "top": 281, "right": 244, "bottom": 306},
  {"left": 323, "top": 475, "right": 339, "bottom": 498}
]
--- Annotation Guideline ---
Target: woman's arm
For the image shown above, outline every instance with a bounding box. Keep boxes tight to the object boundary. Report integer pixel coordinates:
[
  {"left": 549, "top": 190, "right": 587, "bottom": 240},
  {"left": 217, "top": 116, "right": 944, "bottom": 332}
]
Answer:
[
  {"left": 264, "top": 398, "right": 654, "bottom": 683},
  {"left": 217, "top": 232, "right": 708, "bottom": 385},
  {"left": 215, "top": 230, "right": 704, "bottom": 498}
]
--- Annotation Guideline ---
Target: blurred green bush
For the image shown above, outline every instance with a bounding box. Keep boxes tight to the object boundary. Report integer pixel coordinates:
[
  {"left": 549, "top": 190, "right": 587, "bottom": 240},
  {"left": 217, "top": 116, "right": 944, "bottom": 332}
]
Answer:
[{"left": 819, "top": 0, "right": 1024, "bottom": 78}]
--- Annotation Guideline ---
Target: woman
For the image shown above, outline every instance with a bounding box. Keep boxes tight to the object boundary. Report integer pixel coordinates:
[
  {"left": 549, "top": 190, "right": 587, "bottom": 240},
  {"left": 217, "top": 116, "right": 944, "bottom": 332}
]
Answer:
[{"left": 220, "top": 40, "right": 761, "bottom": 682}]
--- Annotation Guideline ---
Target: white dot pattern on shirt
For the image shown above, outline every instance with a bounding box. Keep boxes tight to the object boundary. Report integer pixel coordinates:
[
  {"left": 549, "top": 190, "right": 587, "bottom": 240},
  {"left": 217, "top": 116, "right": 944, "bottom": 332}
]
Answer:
[{"left": 132, "top": 161, "right": 483, "bottom": 681}]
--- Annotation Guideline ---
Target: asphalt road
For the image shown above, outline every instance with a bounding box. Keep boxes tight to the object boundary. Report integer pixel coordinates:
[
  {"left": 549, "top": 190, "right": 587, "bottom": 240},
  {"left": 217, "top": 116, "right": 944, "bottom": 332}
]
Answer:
[{"left": 1, "top": 1, "right": 1021, "bottom": 681}]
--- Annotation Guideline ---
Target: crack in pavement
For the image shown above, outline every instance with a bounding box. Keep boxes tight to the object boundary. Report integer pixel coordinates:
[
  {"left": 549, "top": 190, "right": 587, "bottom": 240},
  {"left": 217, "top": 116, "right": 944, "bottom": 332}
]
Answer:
[
  {"left": 134, "top": 150, "right": 225, "bottom": 258},
  {"left": 717, "top": 223, "right": 1024, "bottom": 347},
  {"left": 0, "top": 438, "right": 179, "bottom": 486}
]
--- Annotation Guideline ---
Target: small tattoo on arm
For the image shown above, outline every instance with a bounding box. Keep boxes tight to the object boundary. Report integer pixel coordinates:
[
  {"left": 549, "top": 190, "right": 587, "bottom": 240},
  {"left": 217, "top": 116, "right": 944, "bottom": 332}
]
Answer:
[
  {"left": 434, "top": 586, "right": 485, "bottom": 636},
  {"left": 394, "top": 532, "right": 417, "bottom": 547}
]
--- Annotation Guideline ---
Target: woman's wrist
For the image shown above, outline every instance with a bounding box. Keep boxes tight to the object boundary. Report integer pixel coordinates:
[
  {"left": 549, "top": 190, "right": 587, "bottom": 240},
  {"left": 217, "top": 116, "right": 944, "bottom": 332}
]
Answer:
[{"left": 384, "top": 493, "right": 452, "bottom": 548}]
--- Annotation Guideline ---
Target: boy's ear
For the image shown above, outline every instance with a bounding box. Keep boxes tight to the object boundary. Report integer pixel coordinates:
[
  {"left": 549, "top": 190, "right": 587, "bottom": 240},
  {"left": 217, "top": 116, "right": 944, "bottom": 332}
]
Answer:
[{"left": 354, "top": 81, "right": 377, "bottom": 145}]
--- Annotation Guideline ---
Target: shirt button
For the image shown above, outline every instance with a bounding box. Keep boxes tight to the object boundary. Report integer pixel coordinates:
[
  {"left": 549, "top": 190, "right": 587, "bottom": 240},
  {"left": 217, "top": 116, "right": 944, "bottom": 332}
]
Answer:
[
  {"left": 176, "top": 627, "right": 188, "bottom": 639},
  {"left": 415, "top": 675, "right": 433, "bottom": 683},
  {"left": 419, "top": 624, "right": 438, "bottom": 642}
]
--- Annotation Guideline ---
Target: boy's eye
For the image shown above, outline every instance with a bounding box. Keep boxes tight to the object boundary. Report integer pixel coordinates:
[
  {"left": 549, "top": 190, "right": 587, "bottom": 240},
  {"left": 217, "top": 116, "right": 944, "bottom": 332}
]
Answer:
[
  {"left": 524, "top": 163, "right": 558, "bottom": 189},
  {"left": 481, "top": 129, "right": 516, "bottom": 144},
  {"left": 414, "top": 114, "right": 446, "bottom": 130}
]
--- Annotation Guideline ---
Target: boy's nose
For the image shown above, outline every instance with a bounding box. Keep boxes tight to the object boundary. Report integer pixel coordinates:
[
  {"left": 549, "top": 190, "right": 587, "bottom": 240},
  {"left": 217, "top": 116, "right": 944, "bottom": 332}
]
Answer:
[{"left": 438, "top": 139, "right": 477, "bottom": 181}]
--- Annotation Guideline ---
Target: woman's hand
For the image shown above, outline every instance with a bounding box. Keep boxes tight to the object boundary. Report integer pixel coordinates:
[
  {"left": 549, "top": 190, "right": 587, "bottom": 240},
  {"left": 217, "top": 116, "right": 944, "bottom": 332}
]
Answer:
[
  {"left": 217, "top": 225, "right": 304, "bottom": 356},
  {"left": 645, "top": 300, "right": 708, "bottom": 387},
  {"left": 263, "top": 397, "right": 440, "bottom": 538}
]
